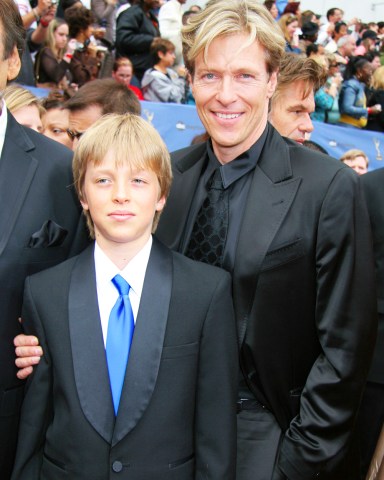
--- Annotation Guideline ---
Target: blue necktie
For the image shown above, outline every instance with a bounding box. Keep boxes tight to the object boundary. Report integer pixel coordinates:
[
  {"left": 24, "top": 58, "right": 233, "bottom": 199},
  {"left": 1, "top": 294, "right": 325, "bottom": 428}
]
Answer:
[{"left": 106, "top": 274, "right": 135, "bottom": 416}]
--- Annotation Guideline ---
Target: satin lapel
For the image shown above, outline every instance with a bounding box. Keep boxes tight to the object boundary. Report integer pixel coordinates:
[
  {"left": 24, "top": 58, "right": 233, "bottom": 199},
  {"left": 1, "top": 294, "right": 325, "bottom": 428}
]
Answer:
[
  {"left": 113, "top": 238, "right": 172, "bottom": 446},
  {"left": 0, "top": 113, "right": 38, "bottom": 256},
  {"left": 69, "top": 244, "right": 115, "bottom": 443},
  {"left": 233, "top": 128, "right": 301, "bottom": 346},
  {"left": 156, "top": 143, "right": 207, "bottom": 251}
]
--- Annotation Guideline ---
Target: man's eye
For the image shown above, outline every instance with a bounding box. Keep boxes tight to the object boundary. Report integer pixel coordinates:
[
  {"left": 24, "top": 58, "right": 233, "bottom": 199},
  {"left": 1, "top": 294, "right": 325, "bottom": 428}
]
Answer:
[{"left": 53, "top": 128, "right": 64, "bottom": 134}]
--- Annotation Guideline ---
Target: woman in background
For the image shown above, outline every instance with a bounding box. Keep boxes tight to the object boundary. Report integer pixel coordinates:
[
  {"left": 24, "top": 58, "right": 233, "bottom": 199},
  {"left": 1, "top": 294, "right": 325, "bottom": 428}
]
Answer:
[
  {"left": 3, "top": 85, "right": 45, "bottom": 133},
  {"left": 339, "top": 56, "right": 381, "bottom": 128},
  {"left": 366, "top": 65, "right": 384, "bottom": 131},
  {"left": 41, "top": 93, "right": 72, "bottom": 149},
  {"left": 112, "top": 57, "right": 144, "bottom": 100},
  {"left": 278, "top": 13, "right": 301, "bottom": 53},
  {"left": 34, "top": 18, "right": 76, "bottom": 90}
]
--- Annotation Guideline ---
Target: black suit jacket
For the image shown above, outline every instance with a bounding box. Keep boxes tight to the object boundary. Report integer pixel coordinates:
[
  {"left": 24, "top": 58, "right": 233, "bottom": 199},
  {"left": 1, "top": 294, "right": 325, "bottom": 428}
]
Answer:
[
  {"left": 156, "top": 125, "right": 377, "bottom": 480},
  {"left": 0, "top": 112, "right": 86, "bottom": 475},
  {"left": 362, "top": 168, "right": 384, "bottom": 383},
  {"left": 12, "top": 239, "right": 238, "bottom": 480}
]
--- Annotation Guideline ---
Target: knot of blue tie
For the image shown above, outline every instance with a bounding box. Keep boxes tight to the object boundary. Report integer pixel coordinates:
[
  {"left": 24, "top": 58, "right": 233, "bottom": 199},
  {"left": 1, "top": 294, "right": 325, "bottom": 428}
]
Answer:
[
  {"left": 106, "top": 274, "right": 135, "bottom": 416},
  {"left": 112, "top": 274, "right": 130, "bottom": 296}
]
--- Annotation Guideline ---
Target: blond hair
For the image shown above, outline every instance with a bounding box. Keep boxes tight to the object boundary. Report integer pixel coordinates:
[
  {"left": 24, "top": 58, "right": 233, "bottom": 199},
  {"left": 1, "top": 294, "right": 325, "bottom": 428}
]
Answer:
[
  {"left": 182, "top": 0, "right": 285, "bottom": 76},
  {"left": 3, "top": 84, "right": 45, "bottom": 117},
  {"left": 340, "top": 149, "right": 369, "bottom": 166},
  {"left": 372, "top": 66, "right": 384, "bottom": 90},
  {"left": 73, "top": 114, "right": 172, "bottom": 237},
  {"left": 277, "top": 13, "right": 298, "bottom": 43}
]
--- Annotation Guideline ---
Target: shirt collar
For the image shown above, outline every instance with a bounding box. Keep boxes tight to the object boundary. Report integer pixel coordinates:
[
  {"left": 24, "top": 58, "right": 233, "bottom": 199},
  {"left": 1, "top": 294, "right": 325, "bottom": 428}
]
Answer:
[
  {"left": 94, "top": 236, "right": 153, "bottom": 297},
  {"left": 206, "top": 124, "right": 269, "bottom": 188},
  {"left": 0, "top": 100, "right": 8, "bottom": 159}
]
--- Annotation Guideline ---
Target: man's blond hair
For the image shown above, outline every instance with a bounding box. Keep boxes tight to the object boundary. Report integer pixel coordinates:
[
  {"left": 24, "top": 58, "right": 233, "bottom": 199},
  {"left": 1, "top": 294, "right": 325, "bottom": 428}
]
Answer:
[{"left": 182, "top": 0, "right": 285, "bottom": 76}]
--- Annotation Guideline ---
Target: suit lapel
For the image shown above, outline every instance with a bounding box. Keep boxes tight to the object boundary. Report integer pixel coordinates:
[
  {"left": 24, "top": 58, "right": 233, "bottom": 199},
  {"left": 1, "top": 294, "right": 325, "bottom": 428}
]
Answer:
[
  {"left": 233, "top": 127, "right": 301, "bottom": 345},
  {"left": 113, "top": 238, "right": 172, "bottom": 445},
  {"left": 156, "top": 143, "right": 207, "bottom": 251},
  {"left": 69, "top": 244, "right": 115, "bottom": 443},
  {"left": 0, "top": 112, "right": 38, "bottom": 256}
]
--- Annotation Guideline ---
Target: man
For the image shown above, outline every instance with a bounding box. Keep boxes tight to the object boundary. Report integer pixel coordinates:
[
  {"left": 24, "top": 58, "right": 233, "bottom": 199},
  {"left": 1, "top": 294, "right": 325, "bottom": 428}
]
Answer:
[
  {"left": 156, "top": 1, "right": 376, "bottom": 479},
  {"left": 158, "top": 0, "right": 186, "bottom": 67},
  {"left": 0, "top": 1, "right": 86, "bottom": 477},
  {"left": 16, "top": 0, "right": 378, "bottom": 478},
  {"left": 268, "top": 53, "right": 326, "bottom": 144},
  {"left": 335, "top": 35, "right": 356, "bottom": 76},
  {"left": 358, "top": 168, "right": 384, "bottom": 479},
  {"left": 324, "top": 21, "right": 348, "bottom": 53},
  {"left": 65, "top": 78, "right": 141, "bottom": 149},
  {"left": 317, "top": 7, "right": 344, "bottom": 45}
]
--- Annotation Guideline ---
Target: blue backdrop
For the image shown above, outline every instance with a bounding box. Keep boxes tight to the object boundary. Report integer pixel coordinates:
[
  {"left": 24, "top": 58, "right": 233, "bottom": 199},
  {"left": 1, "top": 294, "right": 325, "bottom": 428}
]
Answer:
[{"left": 28, "top": 88, "right": 384, "bottom": 172}]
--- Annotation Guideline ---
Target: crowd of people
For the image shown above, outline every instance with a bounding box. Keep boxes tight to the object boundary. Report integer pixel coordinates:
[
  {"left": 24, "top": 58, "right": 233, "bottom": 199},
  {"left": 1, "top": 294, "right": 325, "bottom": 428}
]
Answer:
[{"left": 1, "top": 0, "right": 384, "bottom": 479}]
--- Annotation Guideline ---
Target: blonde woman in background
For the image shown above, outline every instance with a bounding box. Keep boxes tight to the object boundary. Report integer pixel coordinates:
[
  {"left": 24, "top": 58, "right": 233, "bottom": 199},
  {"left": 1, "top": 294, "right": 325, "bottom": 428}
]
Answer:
[
  {"left": 3, "top": 84, "right": 45, "bottom": 133},
  {"left": 278, "top": 13, "right": 301, "bottom": 53},
  {"left": 34, "top": 18, "right": 77, "bottom": 90}
]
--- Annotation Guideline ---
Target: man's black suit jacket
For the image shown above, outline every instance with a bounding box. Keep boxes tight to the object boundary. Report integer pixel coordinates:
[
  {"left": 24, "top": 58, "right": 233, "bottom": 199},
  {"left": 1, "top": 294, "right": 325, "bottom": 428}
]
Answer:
[
  {"left": 0, "top": 111, "right": 86, "bottom": 476},
  {"left": 362, "top": 168, "right": 384, "bottom": 383},
  {"left": 12, "top": 239, "right": 238, "bottom": 480},
  {"left": 156, "top": 125, "right": 377, "bottom": 480}
]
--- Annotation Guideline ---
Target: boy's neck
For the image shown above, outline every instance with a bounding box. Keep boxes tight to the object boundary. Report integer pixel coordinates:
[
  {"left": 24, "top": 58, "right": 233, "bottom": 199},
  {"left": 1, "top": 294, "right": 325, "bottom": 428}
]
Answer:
[{"left": 95, "top": 235, "right": 152, "bottom": 270}]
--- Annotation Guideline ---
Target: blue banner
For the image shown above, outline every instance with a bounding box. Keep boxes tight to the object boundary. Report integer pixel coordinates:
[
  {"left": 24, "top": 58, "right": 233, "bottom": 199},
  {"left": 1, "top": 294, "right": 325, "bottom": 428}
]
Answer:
[{"left": 28, "top": 89, "right": 384, "bottom": 171}]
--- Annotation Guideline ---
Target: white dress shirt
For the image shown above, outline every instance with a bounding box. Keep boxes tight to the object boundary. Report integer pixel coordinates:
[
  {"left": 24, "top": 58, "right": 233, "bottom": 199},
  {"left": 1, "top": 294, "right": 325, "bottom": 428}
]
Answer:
[
  {"left": 94, "top": 236, "right": 152, "bottom": 346},
  {"left": 0, "top": 100, "right": 8, "bottom": 159}
]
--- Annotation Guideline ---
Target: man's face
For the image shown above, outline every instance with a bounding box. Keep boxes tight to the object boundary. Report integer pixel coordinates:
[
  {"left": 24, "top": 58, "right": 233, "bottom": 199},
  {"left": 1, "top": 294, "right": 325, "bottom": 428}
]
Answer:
[
  {"left": 330, "top": 9, "right": 343, "bottom": 23},
  {"left": 191, "top": 34, "right": 277, "bottom": 164},
  {"left": 269, "top": 80, "right": 315, "bottom": 144},
  {"left": 0, "top": 21, "right": 21, "bottom": 92},
  {"left": 343, "top": 37, "right": 356, "bottom": 57},
  {"left": 68, "top": 104, "right": 103, "bottom": 150}
]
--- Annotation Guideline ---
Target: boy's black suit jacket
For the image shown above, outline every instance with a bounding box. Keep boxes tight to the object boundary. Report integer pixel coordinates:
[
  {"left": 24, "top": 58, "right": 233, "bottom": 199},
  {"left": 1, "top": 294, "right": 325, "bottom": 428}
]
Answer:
[
  {"left": 156, "top": 125, "right": 377, "bottom": 479},
  {"left": 12, "top": 238, "right": 238, "bottom": 480},
  {"left": 0, "top": 111, "right": 86, "bottom": 476}
]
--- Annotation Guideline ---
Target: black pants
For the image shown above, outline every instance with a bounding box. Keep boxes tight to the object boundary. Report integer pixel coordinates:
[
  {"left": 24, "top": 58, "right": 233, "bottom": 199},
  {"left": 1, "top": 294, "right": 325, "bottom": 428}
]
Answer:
[{"left": 236, "top": 404, "right": 285, "bottom": 480}]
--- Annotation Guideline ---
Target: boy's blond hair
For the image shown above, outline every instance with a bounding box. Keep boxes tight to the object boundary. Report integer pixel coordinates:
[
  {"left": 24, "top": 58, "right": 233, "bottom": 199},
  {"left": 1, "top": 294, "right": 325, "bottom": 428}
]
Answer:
[{"left": 73, "top": 114, "right": 173, "bottom": 238}]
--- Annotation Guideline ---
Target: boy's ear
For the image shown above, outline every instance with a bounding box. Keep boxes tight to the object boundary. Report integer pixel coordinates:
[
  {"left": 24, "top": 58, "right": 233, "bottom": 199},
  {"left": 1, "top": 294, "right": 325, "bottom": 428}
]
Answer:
[
  {"left": 80, "top": 193, "right": 89, "bottom": 211},
  {"left": 7, "top": 46, "right": 21, "bottom": 82},
  {"left": 156, "top": 195, "right": 166, "bottom": 212}
]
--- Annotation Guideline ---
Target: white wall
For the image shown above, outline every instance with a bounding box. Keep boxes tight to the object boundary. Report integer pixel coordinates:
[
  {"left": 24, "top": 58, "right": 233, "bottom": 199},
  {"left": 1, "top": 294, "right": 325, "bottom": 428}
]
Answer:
[
  {"left": 299, "top": 0, "right": 384, "bottom": 23},
  {"left": 184, "top": 0, "right": 384, "bottom": 23}
]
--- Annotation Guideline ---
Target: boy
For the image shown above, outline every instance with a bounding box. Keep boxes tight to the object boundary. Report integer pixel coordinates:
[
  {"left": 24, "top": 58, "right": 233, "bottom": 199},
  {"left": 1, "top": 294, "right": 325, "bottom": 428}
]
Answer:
[
  {"left": 141, "top": 38, "right": 186, "bottom": 103},
  {"left": 11, "top": 114, "right": 237, "bottom": 480}
]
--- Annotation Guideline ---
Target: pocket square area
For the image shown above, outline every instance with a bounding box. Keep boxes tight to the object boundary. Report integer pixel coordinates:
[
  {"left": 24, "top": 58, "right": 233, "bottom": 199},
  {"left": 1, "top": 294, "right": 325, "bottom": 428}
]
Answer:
[{"left": 28, "top": 220, "right": 68, "bottom": 248}]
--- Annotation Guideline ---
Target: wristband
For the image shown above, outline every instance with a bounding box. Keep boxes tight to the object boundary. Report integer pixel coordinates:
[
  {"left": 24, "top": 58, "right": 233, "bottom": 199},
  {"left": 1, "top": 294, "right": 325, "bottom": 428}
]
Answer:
[
  {"left": 64, "top": 53, "right": 73, "bottom": 59},
  {"left": 367, "top": 107, "right": 372, "bottom": 115},
  {"left": 40, "top": 18, "right": 49, "bottom": 28}
]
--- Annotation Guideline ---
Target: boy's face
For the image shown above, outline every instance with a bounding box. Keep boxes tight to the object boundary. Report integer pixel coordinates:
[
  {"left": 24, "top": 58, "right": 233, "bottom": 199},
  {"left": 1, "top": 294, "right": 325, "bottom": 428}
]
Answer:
[{"left": 80, "top": 149, "right": 166, "bottom": 255}]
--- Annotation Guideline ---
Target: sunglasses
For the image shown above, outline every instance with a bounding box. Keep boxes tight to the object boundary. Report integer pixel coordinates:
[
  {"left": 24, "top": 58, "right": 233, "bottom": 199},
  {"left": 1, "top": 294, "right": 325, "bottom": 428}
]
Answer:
[{"left": 66, "top": 129, "right": 84, "bottom": 141}]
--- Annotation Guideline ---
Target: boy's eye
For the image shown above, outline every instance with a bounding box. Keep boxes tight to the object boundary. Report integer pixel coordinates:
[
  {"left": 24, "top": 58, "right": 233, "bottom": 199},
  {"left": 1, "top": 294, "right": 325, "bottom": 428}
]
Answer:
[
  {"left": 133, "top": 178, "right": 145, "bottom": 184},
  {"left": 96, "top": 178, "right": 110, "bottom": 184}
]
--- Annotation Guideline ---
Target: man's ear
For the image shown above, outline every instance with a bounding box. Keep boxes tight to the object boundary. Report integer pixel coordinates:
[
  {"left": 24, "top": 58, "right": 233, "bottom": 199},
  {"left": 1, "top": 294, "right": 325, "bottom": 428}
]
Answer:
[
  {"left": 7, "top": 46, "right": 21, "bottom": 82},
  {"left": 266, "top": 70, "right": 278, "bottom": 99}
]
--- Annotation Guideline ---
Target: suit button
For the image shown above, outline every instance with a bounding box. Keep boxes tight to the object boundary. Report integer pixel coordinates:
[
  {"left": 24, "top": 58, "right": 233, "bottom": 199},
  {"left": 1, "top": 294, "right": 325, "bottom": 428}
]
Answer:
[{"left": 112, "top": 461, "right": 123, "bottom": 473}]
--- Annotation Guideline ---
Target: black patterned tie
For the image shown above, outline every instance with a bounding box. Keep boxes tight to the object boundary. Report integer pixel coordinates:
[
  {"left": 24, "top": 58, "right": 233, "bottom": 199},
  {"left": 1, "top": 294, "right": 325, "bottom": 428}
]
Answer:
[{"left": 186, "top": 168, "right": 229, "bottom": 267}]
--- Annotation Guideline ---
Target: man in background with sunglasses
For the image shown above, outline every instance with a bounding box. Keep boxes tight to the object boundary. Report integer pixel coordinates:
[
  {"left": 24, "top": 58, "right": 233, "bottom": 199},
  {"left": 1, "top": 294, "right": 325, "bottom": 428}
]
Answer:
[{"left": 64, "top": 78, "right": 141, "bottom": 150}]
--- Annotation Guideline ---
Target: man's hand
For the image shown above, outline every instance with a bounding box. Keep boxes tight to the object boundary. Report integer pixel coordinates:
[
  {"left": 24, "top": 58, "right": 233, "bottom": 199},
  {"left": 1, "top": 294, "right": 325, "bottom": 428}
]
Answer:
[{"left": 14, "top": 334, "right": 43, "bottom": 380}]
